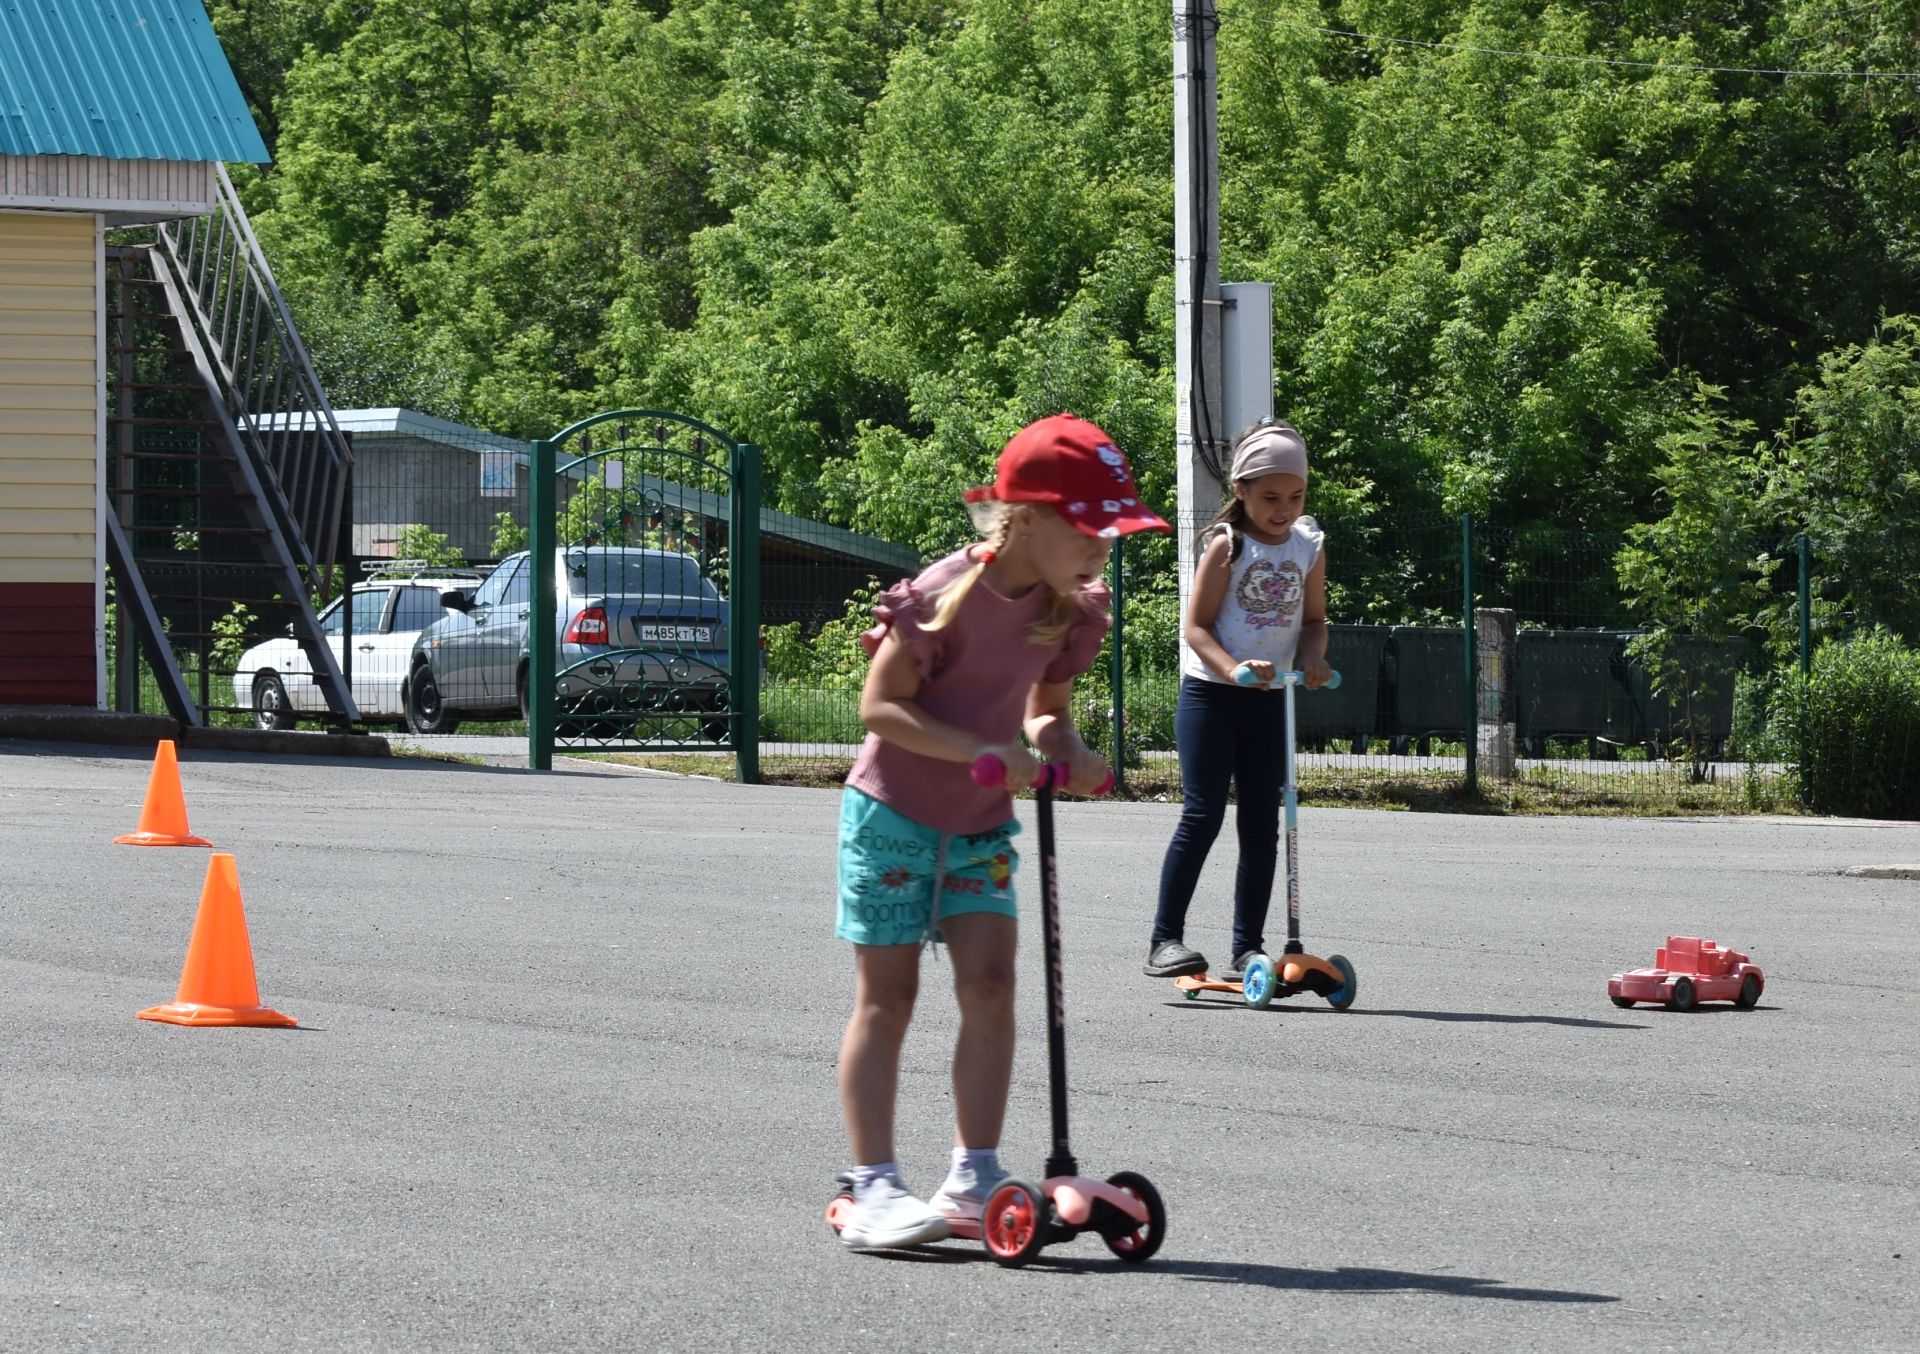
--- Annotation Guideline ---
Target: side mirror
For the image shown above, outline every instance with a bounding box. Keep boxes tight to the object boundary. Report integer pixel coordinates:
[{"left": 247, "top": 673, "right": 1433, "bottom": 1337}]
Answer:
[{"left": 439, "top": 589, "right": 473, "bottom": 612}]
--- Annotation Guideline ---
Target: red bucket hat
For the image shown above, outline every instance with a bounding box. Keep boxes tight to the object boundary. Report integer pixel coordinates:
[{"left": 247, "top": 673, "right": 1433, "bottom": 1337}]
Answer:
[{"left": 964, "top": 414, "right": 1171, "bottom": 539}]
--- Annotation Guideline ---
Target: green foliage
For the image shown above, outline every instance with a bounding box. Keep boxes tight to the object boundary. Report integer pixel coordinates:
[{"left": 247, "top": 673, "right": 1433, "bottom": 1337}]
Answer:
[
  {"left": 490, "top": 512, "right": 529, "bottom": 557},
  {"left": 391, "top": 523, "right": 466, "bottom": 566},
  {"left": 240, "top": 0, "right": 1920, "bottom": 645},
  {"left": 211, "top": 601, "right": 258, "bottom": 677},
  {"left": 762, "top": 582, "right": 882, "bottom": 689},
  {"left": 1763, "top": 317, "right": 1920, "bottom": 641},
  {"left": 1616, "top": 386, "right": 1771, "bottom": 771},
  {"left": 1778, "top": 629, "right": 1920, "bottom": 818}
]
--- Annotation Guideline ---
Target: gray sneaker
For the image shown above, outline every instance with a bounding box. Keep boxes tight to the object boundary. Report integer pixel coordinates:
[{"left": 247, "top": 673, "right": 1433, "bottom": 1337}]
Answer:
[
  {"left": 1218, "top": 949, "right": 1266, "bottom": 983},
  {"left": 1144, "top": 939, "right": 1208, "bottom": 978}
]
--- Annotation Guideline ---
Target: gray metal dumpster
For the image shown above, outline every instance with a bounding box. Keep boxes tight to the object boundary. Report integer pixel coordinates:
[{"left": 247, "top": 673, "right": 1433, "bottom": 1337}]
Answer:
[
  {"left": 1296, "top": 624, "right": 1391, "bottom": 752},
  {"left": 1388, "top": 626, "right": 1468, "bottom": 750},
  {"left": 1514, "top": 630, "right": 1645, "bottom": 754}
]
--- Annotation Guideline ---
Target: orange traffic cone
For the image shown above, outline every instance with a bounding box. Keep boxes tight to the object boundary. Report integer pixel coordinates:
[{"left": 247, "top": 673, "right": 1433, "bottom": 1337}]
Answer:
[
  {"left": 114, "top": 740, "right": 212, "bottom": 847},
  {"left": 137, "top": 854, "right": 297, "bottom": 1028}
]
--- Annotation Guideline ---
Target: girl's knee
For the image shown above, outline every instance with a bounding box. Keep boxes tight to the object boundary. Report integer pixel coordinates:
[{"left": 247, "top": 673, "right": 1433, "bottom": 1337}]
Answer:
[
  {"left": 854, "top": 975, "right": 919, "bottom": 1030},
  {"left": 955, "top": 956, "right": 1016, "bottom": 1013},
  {"left": 1176, "top": 806, "right": 1226, "bottom": 839}
]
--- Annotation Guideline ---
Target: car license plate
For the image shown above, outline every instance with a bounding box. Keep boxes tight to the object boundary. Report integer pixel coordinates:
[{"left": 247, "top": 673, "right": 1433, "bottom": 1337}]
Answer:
[{"left": 637, "top": 623, "right": 713, "bottom": 645}]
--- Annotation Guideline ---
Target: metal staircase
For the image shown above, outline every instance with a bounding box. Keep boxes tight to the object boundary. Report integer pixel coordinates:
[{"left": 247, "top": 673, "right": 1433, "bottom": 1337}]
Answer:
[{"left": 106, "top": 165, "right": 358, "bottom": 726}]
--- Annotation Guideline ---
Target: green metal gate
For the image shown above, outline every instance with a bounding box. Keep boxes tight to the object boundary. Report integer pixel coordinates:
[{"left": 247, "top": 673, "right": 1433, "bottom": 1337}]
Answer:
[{"left": 526, "top": 412, "right": 760, "bottom": 780}]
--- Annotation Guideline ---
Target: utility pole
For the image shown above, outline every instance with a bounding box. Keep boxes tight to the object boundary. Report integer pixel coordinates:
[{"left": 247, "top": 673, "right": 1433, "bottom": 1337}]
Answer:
[{"left": 1173, "top": 0, "right": 1225, "bottom": 638}]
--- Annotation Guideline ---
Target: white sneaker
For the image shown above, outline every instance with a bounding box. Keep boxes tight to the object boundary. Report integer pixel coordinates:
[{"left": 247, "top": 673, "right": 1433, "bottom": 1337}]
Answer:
[
  {"left": 838, "top": 1174, "right": 951, "bottom": 1249},
  {"left": 929, "top": 1160, "right": 1010, "bottom": 1228}
]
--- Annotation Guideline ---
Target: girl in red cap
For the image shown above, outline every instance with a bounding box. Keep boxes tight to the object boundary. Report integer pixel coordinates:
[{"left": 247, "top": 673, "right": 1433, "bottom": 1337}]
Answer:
[
  {"left": 832, "top": 413, "right": 1169, "bottom": 1250},
  {"left": 1145, "top": 418, "right": 1333, "bottom": 983}
]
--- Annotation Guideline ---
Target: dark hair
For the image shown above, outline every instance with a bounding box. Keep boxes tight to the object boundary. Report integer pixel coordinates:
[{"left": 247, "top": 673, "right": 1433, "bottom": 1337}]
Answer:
[{"left": 1198, "top": 419, "right": 1282, "bottom": 562}]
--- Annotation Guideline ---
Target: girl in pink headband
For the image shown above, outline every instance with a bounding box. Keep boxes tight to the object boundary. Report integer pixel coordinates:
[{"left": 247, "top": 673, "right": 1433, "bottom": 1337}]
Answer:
[{"left": 1144, "top": 418, "right": 1333, "bottom": 983}]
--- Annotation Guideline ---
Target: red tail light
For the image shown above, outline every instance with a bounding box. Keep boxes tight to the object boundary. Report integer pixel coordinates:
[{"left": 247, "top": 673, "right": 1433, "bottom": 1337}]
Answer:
[{"left": 565, "top": 606, "right": 609, "bottom": 645}]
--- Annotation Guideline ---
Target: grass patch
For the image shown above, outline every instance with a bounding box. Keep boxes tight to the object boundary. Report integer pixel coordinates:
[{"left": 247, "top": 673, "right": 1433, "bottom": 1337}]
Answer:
[
  {"left": 392, "top": 748, "right": 490, "bottom": 767},
  {"left": 587, "top": 753, "right": 1804, "bottom": 815}
]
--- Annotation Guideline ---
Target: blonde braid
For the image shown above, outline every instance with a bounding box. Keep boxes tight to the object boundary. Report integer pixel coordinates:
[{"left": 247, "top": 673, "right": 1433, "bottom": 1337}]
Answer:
[{"left": 923, "top": 506, "right": 1014, "bottom": 633}]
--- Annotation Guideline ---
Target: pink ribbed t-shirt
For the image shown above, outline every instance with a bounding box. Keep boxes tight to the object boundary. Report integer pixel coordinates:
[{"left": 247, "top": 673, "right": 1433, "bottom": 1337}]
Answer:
[{"left": 845, "top": 548, "right": 1110, "bottom": 835}]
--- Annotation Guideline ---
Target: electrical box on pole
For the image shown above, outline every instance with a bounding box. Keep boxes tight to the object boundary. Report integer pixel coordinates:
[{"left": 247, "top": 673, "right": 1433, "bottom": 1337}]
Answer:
[{"left": 1219, "top": 281, "right": 1274, "bottom": 437}]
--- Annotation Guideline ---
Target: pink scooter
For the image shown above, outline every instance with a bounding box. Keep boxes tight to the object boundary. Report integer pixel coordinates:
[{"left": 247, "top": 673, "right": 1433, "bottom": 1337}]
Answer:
[{"left": 825, "top": 757, "right": 1167, "bottom": 1267}]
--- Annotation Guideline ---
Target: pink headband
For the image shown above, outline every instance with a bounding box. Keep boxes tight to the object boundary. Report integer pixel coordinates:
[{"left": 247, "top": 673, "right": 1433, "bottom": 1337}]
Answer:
[{"left": 1231, "top": 423, "right": 1308, "bottom": 482}]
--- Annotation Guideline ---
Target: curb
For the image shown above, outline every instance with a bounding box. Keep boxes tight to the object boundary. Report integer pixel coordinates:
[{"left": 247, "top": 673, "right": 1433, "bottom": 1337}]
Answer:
[{"left": 0, "top": 706, "right": 390, "bottom": 758}]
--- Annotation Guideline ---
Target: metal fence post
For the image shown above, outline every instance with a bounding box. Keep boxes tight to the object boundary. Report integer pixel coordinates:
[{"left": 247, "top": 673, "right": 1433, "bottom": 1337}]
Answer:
[
  {"left": 527, "top": 439, "right": 555, "bottom": 771},
  {"left": 731, "top": 442, "right": 763, "bottom": 785},
  {"left": 1462, "top": 511, "right": 1477, "bottom": 794},
  {"left": 1109, "top": 538, "right": 1126, "bottom": 792}
]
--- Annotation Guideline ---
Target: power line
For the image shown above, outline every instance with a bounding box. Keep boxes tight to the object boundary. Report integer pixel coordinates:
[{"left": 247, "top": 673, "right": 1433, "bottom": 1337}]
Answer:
[{"left": 1225, "top": 13, "right": 1920, "bottom": 83}]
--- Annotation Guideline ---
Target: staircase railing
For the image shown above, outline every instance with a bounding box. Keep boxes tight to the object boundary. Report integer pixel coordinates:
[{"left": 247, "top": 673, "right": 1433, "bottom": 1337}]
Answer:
[{"left": 155, "top": 164, "right": 351, "bottom": 596}]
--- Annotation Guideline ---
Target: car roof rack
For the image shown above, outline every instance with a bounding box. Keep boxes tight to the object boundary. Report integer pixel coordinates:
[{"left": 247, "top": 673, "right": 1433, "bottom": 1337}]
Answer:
[{"left": 360, "top": 558, "right": 490, "bottom": 584}]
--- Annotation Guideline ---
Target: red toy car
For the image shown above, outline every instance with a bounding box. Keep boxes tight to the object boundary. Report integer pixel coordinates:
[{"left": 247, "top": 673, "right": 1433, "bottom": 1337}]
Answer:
[{"left": 1608, "top": 936, "right": 1764, "bottom": 1011}]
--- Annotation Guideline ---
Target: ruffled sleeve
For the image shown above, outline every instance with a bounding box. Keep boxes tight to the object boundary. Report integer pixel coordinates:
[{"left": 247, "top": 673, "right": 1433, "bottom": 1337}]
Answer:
[
  {"left": 860, "top": 573, "right": 946, "bottom": 680},
  {"left": 1042, "top": 581, "right": 1112, "bottom": 683}
]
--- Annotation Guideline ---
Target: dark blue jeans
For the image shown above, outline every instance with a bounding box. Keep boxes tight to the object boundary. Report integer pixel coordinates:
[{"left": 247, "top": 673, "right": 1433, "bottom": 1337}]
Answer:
[{"left": 1153, "top": 676, "right": 1287, "bottom": 957}]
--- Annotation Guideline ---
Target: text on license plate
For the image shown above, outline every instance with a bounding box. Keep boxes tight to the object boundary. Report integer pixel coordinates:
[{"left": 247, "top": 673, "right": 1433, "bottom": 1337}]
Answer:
[{"left": 637, "top": 624, "right": 714, "bottom": 644}]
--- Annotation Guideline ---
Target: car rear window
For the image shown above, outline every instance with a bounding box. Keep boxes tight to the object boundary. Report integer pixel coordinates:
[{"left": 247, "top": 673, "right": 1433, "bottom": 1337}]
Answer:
[{"left": 567, "top": 552, "right": 715, "bottom": 599}]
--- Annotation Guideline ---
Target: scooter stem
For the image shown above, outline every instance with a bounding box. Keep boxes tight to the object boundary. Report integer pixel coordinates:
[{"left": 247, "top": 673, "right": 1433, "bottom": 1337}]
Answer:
[{"left": 1034, "top": 778, "right": 1079, "bottom": 1181}]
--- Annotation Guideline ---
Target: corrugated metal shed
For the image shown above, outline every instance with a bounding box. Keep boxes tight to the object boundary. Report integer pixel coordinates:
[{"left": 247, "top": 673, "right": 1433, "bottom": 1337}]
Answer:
[{"left": 0, "top": 0, "right": 268, "bottom": 163}]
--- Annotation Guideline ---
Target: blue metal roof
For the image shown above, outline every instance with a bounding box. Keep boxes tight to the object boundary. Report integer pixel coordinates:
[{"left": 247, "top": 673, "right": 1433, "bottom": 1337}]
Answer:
[{"left": 0, "top": 0, "right": 269, "bottom": 163}]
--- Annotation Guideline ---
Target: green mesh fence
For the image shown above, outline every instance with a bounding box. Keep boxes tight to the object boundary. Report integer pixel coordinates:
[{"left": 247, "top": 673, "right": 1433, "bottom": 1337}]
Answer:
[
  {"left": 732, "top": 509, "right": 1817, "bottom": 813},
  {"left": 1466, "top": 519, "right": 1790, "bottom": 812},
  {"left": 102, "top": 411, "right": 1911, "bottom": 820}
]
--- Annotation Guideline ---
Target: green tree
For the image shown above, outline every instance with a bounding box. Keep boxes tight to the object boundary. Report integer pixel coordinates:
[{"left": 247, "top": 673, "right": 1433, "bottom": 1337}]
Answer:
[
  {"left": 1764, "top": 317, "right": 1920, "bottom": 640},
  {"left": 391, "top": 524, "right": 466, "bottom": 566}
]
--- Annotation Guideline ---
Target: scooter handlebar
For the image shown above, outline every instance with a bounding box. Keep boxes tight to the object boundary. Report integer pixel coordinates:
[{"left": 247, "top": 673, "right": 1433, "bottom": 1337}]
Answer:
[
  {"left": 970, "top": 756, "right": 1114, "bottom": 796},
  {"left": 1233, "top": 665, "right": 1342, "bottom": 690}
]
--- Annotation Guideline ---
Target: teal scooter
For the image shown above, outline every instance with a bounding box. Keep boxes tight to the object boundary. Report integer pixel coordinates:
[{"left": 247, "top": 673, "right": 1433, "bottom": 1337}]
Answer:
[{"left": 1174, "top": 669, "right": 1359, "bottom": 1011}]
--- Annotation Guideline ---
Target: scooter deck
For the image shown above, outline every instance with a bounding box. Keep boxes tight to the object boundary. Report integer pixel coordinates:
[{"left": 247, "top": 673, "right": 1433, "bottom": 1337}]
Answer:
[{"left": 1173, "top": 952, "right": 1356, "bottom": 1008}]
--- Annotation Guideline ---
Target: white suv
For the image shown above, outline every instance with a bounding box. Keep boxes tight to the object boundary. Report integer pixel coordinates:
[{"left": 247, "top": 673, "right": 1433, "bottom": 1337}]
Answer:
[{"left": 233, "top": 562, "right": 486, "bottom": 729}]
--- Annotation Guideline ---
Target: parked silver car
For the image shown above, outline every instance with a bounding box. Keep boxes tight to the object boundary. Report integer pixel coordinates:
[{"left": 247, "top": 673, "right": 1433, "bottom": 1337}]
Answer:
[{"left": 403, "top": 547, "right": 732, "bottom": 737}]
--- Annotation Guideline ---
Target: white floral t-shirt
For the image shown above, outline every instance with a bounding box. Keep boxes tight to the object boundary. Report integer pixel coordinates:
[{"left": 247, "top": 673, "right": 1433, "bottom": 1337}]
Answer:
[{"left": 1183, "top": 517, "right": 1324, "bottom": 684}]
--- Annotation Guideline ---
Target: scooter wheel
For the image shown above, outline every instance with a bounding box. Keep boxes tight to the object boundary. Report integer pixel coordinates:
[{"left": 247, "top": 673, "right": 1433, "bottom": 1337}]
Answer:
[
  {"left": 1326, "top": 954, "right": 1358, "bottom": 1010},
  {"left": 1101, "top": 1171, "right": 1166, "bottom": 1263},
  {"left": 981, "top": 1177, "right": 1050, "bottom": 1267},
  {"left": 1242, "top": 953, "right": 1277, "bottom": 1009},
  {"left": 1182, "top": 988, "right": 1199, "bottom": 1001}
]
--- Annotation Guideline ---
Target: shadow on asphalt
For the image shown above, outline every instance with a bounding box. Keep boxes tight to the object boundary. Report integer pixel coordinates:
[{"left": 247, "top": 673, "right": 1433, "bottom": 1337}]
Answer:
[
  {"left": 1162, "top": 1001, "right": 1645, "bottom": 1030},
  {"left": 855, "top": 1248, "right": 1618, "bottom": 1302}
]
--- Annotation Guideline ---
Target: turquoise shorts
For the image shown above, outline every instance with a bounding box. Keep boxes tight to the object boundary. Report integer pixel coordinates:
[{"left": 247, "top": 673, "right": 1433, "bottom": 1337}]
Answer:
[{"left": 836, "top": 787, "right": 1021, "bottom": 947}]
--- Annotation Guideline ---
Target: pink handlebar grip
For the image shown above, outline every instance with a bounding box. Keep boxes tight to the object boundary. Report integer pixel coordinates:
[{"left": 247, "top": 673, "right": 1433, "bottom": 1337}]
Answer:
[{"left": 970, "top": 757, "right": 1113, "bottom": 796}]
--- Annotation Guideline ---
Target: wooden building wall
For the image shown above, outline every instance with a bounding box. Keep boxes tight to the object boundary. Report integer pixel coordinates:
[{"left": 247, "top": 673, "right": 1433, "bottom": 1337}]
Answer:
[{"left": 0, "top": 210, "right": 102, "bottom": 706}]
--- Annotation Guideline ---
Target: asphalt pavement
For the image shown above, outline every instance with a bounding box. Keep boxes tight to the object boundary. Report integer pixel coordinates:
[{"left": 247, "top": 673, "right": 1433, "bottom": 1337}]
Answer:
[{"left": 1, "top": 740, "right": 1915, "bottom": 1352}]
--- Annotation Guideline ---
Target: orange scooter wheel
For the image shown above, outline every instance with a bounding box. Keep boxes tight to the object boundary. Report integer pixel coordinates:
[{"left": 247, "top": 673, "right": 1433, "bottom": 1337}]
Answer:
[{"left": 981, "top": 1178, "right": 1049, "bottom": 1267}]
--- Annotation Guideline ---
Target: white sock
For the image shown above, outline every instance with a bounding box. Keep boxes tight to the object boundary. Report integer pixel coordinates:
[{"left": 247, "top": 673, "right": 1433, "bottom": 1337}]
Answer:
[
  {"left": 951, "top": 1146, "right": 1000, "bottom": 1180},
  {"left": 851, "top": 1162, "right": 898, "bottom": 1196}
]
